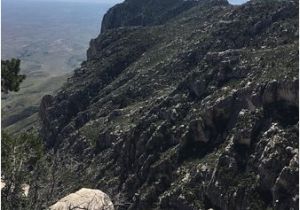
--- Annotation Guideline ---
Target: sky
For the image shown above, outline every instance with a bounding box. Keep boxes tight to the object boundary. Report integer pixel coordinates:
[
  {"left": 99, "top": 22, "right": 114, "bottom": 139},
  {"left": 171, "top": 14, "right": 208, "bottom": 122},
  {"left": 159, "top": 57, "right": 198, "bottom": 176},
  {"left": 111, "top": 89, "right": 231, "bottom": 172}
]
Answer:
[
  {"left": 228, "top": 0, "right": 248, "bottom": 4},
  {"left": 4, "top": 0, "right": 248, "bottom": 4},
  {"left": 4, "top": 0, "right": 124, "bottom": 2},
  {"left": 1, "top": 0, "right": 124, "bottom": 4}
]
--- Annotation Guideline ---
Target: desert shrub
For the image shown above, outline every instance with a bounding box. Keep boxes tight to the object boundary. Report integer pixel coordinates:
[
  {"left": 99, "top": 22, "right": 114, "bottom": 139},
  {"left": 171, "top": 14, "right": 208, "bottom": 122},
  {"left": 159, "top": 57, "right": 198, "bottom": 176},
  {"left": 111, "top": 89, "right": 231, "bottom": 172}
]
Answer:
[{"left": 1, "top": 132, "right": 44, "bottom": 210}]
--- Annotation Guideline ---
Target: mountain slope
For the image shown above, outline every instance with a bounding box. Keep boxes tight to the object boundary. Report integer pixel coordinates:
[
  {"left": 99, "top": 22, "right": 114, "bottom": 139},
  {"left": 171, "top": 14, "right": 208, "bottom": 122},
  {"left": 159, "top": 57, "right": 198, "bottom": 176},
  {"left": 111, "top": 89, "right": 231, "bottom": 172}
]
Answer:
[
  {"left": 100, "top": 0, "right": 225, "bottom": 32},
  {"left": 38, "top": 0, "right": 299, "bottom": 209}
]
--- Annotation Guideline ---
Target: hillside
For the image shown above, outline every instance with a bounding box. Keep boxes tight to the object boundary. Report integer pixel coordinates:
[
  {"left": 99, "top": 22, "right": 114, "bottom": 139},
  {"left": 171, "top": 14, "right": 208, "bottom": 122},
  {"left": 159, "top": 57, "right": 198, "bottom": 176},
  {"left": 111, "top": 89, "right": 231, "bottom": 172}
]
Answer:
[{"left": 36, "top": 0, "right": 299, "bottom": 209}]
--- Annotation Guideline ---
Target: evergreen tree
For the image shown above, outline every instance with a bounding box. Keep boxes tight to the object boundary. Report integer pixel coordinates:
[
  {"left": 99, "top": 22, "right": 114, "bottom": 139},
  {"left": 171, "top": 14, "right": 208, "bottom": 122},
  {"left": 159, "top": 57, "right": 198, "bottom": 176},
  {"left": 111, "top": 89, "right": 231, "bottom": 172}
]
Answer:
[{"left": 1, "top": 58, "right": 26, "bottom": 93}]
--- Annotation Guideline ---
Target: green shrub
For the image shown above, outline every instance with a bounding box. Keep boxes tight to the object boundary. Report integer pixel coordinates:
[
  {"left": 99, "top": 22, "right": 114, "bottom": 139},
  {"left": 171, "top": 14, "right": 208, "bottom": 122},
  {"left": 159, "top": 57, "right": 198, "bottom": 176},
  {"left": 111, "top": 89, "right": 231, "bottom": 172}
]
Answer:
[{"left": 1, "top": 132, "right": 44, "bottom": 210}]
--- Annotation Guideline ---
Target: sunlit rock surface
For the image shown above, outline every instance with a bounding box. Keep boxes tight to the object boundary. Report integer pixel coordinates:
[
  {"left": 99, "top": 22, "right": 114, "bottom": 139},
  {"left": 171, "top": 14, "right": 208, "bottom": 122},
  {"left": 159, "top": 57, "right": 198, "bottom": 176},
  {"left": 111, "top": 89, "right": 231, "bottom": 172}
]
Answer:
[{"left": 49, "top": 188, "right": 114, "bottom": 210}]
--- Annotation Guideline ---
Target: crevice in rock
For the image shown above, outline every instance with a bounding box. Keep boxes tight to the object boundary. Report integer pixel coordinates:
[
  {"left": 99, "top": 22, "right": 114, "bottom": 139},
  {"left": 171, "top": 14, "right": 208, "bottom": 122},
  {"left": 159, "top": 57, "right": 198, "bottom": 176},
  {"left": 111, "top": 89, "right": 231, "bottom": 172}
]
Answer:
[
  {"left": 204, "top": 195, "right": 221, "bottom": 210},
  {"left": 233, "top": 144, "right": 249, "bottom": 171},
  {"left": 263, "top": 101, "right": 298, "bottom": 127},
  {"left": 257, "top": 188, "right": 273, "bottom": 208}
]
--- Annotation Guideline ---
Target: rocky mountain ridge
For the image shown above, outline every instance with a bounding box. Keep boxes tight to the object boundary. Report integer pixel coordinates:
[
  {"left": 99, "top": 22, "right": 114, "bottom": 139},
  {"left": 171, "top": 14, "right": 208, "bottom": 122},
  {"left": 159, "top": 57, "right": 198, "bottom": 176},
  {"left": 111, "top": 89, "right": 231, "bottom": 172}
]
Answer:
[
  {"left": 38, "top": 0, "right": 298, "bottom": 209},
  {"left": 100, "top": 0, "right": 228, "bottom": 33}
]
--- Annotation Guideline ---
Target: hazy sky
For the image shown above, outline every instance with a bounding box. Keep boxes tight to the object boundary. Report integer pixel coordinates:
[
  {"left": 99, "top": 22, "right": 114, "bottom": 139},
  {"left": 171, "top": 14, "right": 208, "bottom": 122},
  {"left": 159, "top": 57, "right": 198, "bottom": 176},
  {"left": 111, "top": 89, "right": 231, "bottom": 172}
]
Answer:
[
  {"left": 229, "top": 0, "right": 248, "bottom": 4},
  {"left": 4, "top": 0, "right": 124, "bottom": 3},
  {"left": 5, "top": 0, "right": 248, "bottom": 4}
]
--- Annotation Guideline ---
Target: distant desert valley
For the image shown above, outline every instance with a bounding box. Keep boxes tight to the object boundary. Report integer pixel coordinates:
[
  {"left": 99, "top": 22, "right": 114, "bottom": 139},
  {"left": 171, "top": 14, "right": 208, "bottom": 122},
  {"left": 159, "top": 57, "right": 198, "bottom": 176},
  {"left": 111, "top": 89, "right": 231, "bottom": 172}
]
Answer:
[{"left": 2, "top": 0, "right": 113, "bottom": 132}]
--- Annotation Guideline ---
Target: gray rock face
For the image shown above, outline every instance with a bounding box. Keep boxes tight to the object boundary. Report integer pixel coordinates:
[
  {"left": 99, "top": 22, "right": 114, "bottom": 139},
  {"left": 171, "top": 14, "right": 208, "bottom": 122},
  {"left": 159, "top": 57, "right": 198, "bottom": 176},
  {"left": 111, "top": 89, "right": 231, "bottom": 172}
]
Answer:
[
  {"left": 101, "top": 0, "right": 188, "bottom": 32},
  {"left": 38, "top": 0, "right": 298, "bottom": 209},
  {"left": 100, "top": 0, "right": 228, "bottom": 33}
]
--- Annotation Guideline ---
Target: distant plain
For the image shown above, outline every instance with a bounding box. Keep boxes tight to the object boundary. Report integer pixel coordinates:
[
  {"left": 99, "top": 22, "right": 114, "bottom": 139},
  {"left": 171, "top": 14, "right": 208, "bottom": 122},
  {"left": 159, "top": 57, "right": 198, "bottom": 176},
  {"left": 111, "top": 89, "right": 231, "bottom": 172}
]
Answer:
[{"left": 2, "top": 1, "right": 112, "bottom": 132}]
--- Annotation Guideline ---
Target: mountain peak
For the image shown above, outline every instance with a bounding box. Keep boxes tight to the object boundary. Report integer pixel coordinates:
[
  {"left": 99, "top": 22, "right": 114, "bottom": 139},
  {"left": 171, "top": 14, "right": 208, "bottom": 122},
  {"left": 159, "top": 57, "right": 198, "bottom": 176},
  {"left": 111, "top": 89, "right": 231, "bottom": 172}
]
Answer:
[{"left": 101, "top": 0, "right": 229, "bottom": 33}]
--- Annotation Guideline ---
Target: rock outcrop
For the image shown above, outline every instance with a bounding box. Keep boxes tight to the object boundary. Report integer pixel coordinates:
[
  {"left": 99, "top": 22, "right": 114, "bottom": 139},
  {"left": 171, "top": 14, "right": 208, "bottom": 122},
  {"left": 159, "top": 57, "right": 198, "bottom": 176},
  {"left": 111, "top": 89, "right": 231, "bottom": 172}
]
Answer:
[
  {"left": 49, "top": 188, "right": 114, "bottom": 210},
  {"left": 37, "top": 0, "right": 299, "bottom": 209},
  {"left": 100, "top": 0, "right": 219, "bottom": 33}
]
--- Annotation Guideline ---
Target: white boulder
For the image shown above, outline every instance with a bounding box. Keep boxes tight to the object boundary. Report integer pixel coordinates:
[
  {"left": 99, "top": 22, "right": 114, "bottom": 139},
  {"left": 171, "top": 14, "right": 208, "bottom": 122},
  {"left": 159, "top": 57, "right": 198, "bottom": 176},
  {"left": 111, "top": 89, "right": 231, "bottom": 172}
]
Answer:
[{"left": 49, "top": 188, "right": 114, "bottom": 210}]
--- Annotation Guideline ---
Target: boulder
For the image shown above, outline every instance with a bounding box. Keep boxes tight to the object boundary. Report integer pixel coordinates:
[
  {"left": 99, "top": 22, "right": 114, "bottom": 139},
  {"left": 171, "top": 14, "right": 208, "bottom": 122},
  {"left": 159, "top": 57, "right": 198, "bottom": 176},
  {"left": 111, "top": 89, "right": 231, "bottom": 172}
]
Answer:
[{"left": 49, "top": 188, "right": 114, "bottom": 210}]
